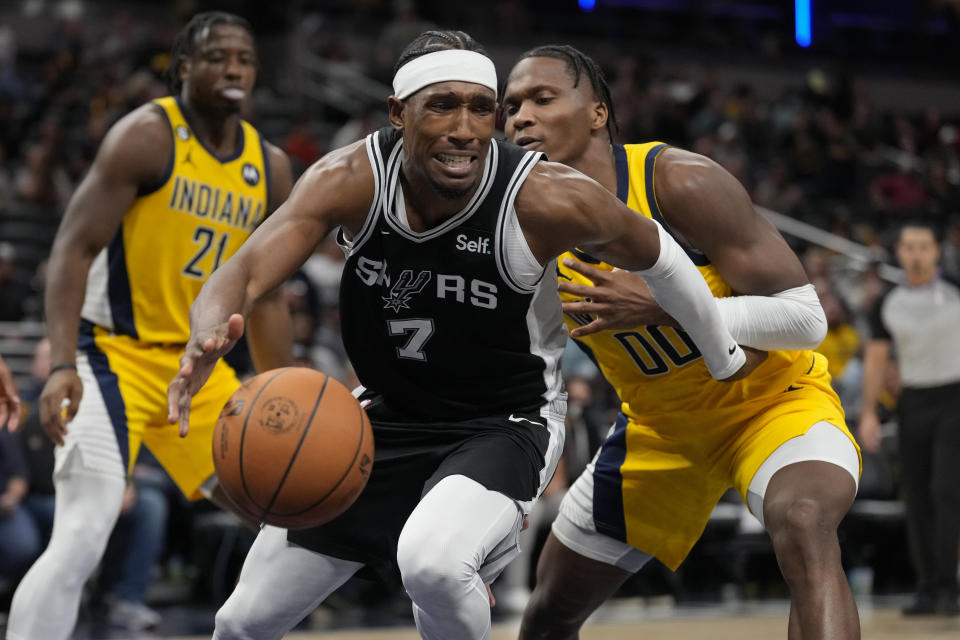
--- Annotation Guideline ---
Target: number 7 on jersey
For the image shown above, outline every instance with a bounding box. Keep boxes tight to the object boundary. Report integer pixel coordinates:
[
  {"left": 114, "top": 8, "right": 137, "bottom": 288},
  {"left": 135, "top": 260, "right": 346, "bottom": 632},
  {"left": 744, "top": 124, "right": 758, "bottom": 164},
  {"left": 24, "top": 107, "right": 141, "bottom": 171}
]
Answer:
[{"left": 388, "top": 318, "right": 435, "bottom": 361}]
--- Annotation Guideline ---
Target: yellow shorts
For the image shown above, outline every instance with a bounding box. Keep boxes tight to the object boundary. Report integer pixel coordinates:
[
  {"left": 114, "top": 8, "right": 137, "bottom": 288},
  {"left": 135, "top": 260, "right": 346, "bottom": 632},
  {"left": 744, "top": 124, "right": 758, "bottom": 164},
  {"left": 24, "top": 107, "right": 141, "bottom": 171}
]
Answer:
[
  {"left": 588, "top": 353, "right": 861, "bottom": 570},
  {"left": 58, "top": 323, "right": 240, "bottom": 499}
]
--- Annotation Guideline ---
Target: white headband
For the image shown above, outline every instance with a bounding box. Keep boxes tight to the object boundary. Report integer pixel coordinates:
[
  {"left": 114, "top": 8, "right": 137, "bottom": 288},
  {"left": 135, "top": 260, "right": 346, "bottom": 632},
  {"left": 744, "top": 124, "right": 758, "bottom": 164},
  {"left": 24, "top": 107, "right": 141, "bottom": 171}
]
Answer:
[{"left": 392, "top": 49, "right": 498, "bottom": 100}]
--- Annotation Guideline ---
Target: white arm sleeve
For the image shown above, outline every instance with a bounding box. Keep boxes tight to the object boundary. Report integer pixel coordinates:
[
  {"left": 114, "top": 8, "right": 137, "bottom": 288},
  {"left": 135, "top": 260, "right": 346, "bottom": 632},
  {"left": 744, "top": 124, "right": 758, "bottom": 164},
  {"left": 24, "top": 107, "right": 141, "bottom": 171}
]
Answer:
[
  {"left": 635, "top": 222, "right": 745, "bottom": 380},
  {"left": 715, "top": 283, "right": 827, "bottom": 351}
]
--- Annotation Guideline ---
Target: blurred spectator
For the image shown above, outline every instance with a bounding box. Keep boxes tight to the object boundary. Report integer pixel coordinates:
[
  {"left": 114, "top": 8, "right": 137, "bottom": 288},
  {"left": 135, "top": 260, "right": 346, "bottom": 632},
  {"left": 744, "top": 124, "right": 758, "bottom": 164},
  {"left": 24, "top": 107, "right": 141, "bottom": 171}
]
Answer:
[
  {"left": 870, "top": 160, "right": 927, "bottom": 215},
  {"left": 13, "top": 140, "right": 70, "bottom": 208},
  {"left": 329, "top": 105, "right": 388, "bottom": 151},
  {"left": 0, "top": 426, "right": 35, "bottom": 591},
  {"left": 372, "top": 0, "right": 435, "bottom": 82},
  {"left": 0, "top": 243, "right": 31, "bottom": 322},
  {"left": 753, "top": 158, "right": 805, "bottom": 216},
  {"left": 283, "top": 119, "right": 323, "bottom": 174},
  {"left": 941, "top": 215, "right": 960, "bottom": 282}
]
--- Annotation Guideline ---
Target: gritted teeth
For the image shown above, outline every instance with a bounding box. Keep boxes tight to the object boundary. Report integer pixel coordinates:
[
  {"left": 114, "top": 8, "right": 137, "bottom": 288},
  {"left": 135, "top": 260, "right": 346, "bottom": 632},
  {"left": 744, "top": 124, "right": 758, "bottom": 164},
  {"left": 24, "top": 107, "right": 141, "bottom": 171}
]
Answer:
[
  {"left": 436, "top": 153, "right": 473, "bottom": 167},
  {"left": 222, "top": 88, "right": 246, "bottom": 101}
]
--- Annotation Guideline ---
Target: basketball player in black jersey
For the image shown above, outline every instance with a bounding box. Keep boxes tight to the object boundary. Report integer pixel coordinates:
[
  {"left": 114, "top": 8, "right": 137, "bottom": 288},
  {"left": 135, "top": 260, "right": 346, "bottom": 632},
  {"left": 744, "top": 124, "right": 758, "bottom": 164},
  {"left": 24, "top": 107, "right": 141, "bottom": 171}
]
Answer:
[{"left": 168, "top": 31, "right": 760, "bottom": 639}]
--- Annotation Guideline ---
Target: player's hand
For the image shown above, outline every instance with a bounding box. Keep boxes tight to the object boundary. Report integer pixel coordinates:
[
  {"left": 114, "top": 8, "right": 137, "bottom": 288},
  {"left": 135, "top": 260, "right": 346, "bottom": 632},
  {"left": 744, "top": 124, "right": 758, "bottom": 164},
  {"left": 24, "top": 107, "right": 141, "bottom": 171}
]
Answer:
[
  {"left": 558, "top": 259, "right": 675, "bottom": 337},
  {"left": 39, "top": 367, "right": 83, "bottom": 446},
  {"left": 0, "top": 355, "right": 22, "bottom": 432},
  {"left": 720, "top": 346, "right": 767, "bottom": 382},
  {"left": 858, "top": 410, "right": 883, "bottom": 453},
  {"left": 168, "top": 313, "right": 245, "bottom": 437}
]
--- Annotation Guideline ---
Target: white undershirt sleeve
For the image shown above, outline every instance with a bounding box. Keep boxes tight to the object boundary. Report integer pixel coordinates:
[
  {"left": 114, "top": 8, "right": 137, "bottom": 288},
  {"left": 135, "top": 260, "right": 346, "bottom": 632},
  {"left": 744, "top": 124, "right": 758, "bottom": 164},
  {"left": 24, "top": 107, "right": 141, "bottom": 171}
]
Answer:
[
  {"left": 635, "top": 222, "right": 745, "bottom": 380},
  {"left": 715, "top": 283, "right": 827, "bottom": 351}
]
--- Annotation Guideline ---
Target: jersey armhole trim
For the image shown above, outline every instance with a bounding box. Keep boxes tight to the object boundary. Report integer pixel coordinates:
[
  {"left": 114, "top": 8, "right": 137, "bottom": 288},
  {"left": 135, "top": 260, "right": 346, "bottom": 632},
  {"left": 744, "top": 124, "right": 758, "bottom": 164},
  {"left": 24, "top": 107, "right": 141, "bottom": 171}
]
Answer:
[
  {"left": 137, "top": 103, "right": 175, "bottom": 197},
  {"left": 496, "top": 150, "right": 544, "bottom": 294},
  {"left": 645, "top": 144, "right": 711, "bottom": 267},
  {"left": 341, "top": 131, "right": 385, "bottom": 255},
  {"left": 258, "top": 133, "right": 272, "bottom": 215}
]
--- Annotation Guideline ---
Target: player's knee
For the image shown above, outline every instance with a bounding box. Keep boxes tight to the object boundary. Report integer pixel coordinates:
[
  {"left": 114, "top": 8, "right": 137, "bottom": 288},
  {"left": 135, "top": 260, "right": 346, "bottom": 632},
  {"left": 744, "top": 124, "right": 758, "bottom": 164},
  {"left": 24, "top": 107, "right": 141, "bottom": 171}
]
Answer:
[
  {"left": 768, "top": 496, "right": 835, "bottom": 556},
  {"left": 397, "top": 531, "right": 472, "bottom": 604}
]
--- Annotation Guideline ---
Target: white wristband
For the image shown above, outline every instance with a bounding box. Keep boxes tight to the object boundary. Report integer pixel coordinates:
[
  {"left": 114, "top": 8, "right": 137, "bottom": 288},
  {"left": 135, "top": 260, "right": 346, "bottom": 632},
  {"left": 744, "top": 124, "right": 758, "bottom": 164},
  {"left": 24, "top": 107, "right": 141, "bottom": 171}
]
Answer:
[{"left": 636, "top": 222, "right": 745, "bottom": 380}]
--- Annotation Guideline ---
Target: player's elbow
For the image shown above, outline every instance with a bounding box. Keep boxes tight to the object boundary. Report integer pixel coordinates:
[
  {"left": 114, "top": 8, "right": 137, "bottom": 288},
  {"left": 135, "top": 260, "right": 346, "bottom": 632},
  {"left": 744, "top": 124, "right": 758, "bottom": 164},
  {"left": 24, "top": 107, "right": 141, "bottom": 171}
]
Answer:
[
  {"left": 791, "top": 290, "right": 828, "bottom": 349},
  {"left": 805, "top": 306, "right": 828, "bottom": 349}
]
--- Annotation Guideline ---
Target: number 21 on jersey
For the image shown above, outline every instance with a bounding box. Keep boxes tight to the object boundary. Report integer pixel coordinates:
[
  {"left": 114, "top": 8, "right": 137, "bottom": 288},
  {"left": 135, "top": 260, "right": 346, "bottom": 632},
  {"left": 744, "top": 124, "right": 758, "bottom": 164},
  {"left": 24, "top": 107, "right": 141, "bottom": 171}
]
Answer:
[{"left": 182, "top": 225, "right": 230, "bottom": 279}]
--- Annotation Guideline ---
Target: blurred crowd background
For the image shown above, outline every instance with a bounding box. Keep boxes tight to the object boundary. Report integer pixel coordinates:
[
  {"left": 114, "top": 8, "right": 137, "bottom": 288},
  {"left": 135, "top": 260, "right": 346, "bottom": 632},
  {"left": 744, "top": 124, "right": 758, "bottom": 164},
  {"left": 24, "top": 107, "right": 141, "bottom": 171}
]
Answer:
[{"left": 1, "top": 0, "right": 959, "bottom": 635}]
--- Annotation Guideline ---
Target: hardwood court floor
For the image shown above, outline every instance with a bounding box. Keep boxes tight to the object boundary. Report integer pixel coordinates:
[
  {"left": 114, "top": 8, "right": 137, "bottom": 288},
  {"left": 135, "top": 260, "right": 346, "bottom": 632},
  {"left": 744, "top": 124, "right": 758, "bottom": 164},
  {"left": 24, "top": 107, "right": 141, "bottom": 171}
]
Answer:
[{"left": 171, "top": 603, "right": 960, "bottom": 639}]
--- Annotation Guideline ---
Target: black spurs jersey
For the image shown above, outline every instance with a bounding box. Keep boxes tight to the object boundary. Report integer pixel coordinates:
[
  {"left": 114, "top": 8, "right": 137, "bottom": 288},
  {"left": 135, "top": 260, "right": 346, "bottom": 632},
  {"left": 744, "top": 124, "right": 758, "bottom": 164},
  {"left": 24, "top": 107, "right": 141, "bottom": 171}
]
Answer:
[{"left": 339, "top": 127, "right": 566, "bottom": 421}]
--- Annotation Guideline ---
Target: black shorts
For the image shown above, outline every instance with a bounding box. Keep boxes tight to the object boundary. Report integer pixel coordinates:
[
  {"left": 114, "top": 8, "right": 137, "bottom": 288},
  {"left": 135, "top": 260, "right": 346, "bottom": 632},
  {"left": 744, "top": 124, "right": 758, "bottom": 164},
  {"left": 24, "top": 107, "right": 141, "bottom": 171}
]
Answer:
[{"left": 286, "top": 393, "right": 557, "bottom": 580}]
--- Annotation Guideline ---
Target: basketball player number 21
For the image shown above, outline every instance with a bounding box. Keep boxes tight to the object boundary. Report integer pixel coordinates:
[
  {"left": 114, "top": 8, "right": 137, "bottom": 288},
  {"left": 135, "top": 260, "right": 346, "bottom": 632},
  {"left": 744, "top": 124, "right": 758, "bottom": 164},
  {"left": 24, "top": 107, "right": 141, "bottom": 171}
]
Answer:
[{"left": 388, "top": 318, "right": 435, "bottom": 361}]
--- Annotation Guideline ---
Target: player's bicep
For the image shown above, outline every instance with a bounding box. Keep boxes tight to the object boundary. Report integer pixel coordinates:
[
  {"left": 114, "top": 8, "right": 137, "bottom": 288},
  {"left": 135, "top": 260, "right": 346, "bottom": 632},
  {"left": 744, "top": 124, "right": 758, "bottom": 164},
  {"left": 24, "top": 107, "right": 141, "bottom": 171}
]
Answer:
[
  {"left": 56, "top": 108, "right": 171, "bottom": 255},
  {"left": 656, "top": 151, "right": 807, "bottom": 295},
  {"left": 234, "top": 146, "right": 373, "bottom": 302},
  {"left": 517, "top": 163, "right": 659, "bottom": 270}
]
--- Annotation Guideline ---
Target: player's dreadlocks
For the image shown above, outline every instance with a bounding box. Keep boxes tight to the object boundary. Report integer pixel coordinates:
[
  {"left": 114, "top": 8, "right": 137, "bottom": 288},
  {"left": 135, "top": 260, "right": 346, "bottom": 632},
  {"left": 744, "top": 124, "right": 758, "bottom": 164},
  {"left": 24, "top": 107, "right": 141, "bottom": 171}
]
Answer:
[
  {"left": 393, "top": 30, "right": 488, "bottom": 76},
  {"left": 516, "top": 45, "right": 619, "bottom": 143},
  {"left": 165, "top": 12, "right": 255, "bottom": 94}
]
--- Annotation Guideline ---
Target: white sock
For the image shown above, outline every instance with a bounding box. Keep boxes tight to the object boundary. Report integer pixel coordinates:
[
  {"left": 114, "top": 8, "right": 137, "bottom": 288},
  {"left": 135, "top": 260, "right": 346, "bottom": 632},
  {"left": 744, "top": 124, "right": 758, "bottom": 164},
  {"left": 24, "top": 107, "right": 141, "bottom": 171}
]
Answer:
[
  {"left": 213, "top": 525, "right": 363, "bottom": 640},
  {"left": 7, "top": 465, "right": 125, "bottom": 640}
]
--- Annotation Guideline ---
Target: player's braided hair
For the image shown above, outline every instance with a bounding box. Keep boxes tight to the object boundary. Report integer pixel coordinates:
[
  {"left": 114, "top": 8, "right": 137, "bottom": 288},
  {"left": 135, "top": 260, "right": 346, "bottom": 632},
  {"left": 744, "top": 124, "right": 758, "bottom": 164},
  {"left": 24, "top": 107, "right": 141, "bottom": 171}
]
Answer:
[
  {"left": 516, "top": 44, "right": 619, "bottom": 142},
  {"left": 165, "top": 11, "right": 255, "bottom": 94},
  {"left": 393, "top": 30, "right": 488, "bottom": 76}
]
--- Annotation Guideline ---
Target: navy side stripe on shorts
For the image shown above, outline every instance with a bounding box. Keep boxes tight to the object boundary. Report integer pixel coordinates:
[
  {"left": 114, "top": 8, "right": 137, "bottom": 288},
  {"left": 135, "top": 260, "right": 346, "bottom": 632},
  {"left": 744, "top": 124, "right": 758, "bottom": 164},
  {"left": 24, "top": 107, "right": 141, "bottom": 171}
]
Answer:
[
  {"left": 78, "top": 321, "right": 130, "bottom": 472},
  {"left": 592, "top": 412, "right": 629, "bottom": 542}
]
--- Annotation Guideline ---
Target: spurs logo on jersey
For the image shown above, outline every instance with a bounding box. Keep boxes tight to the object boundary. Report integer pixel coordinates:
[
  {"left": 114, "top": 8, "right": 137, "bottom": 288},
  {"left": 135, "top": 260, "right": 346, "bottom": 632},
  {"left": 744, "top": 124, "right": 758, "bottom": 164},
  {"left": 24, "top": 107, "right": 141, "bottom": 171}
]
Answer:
[
  {"left": 337, "top": 127, "right": 565, "bottom": 420},
  {"left": 382, "top": 269, "right": 432, "bottom": 311},
  {"left": 355, "top": 257, "right": 499, "bottom": 311}
]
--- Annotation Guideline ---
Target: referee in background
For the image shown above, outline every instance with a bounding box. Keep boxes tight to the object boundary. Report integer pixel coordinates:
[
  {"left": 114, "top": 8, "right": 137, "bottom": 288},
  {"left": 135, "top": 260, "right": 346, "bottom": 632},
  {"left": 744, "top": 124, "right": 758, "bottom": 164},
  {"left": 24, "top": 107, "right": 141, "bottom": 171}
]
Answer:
[{"left": 859, "top": 222, "right": 960, "bottom": 617}]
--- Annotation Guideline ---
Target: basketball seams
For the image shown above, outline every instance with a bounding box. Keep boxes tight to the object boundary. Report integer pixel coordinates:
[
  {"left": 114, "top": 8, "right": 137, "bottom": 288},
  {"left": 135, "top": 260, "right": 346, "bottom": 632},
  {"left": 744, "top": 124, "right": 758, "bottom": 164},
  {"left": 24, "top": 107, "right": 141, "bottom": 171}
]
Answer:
[
  {"left": 237, "top": 368, "right": 293, "bottom": 515},
  {"left": 272, "top": 392, "right": 371, "bottom": 518},
  {"left": 261, "top": 373, "right": 330, "bottom": 517}
]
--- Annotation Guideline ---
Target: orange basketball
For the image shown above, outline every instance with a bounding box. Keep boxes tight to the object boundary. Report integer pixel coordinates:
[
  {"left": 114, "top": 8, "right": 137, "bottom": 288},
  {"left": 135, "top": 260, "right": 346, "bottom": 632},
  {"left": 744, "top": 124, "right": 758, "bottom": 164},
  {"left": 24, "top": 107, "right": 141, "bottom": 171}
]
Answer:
[{"left": 213, "top": 367, "right": 373, "bottom": 529}]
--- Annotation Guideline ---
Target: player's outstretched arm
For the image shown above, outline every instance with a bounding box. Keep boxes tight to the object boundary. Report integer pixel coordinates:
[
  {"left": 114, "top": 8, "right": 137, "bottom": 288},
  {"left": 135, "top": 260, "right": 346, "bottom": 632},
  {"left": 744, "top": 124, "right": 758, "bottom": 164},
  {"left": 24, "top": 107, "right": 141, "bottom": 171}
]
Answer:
[
  {"left": 168, "top": 141, "right": 375, "bottom": 434},
  {"left": 0, "top": 354, "right": 21, "bottom": 432},
  {"left": 41, "top": 105, "right": 172, "bottom": 445},
  {"left": 516, "top": 162, "right": 752, "bottom": 381},
  {"left": 246, "top": 142, "right": 295, "bottom": 373}
]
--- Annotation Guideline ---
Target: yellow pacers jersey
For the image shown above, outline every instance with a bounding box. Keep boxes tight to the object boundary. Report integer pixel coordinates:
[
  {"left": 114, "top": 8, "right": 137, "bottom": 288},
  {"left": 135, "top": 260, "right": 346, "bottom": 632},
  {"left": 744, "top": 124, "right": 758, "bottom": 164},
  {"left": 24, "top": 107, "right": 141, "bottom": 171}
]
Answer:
[
  {"left": 558, "top": 142, "right": 814, "bottom": 425},
  {"left": 80, "top": 96, "right": 269, "bottom": 344}
]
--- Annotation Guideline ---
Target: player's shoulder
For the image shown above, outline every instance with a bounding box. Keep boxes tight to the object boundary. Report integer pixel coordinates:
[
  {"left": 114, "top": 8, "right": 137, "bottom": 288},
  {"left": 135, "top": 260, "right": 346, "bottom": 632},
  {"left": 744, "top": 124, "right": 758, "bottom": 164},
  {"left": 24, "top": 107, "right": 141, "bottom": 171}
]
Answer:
[
  {"left": 651, "top": 146, "right": 718, "bottom": 193},
  {"left": 260, "top": 139, "right": 292, "bottom": 180},
  {"left": 295, "top": 139, "right": 374, "bottom": 220},
  {"left": 109, "top": 101, "right": 172, "bottom": 143},
  {"left": 517, "top": 159, "right": 598, "bottom": 216},
  {"left": 94, "top": 101, "right": 173, "bottom": 177}
]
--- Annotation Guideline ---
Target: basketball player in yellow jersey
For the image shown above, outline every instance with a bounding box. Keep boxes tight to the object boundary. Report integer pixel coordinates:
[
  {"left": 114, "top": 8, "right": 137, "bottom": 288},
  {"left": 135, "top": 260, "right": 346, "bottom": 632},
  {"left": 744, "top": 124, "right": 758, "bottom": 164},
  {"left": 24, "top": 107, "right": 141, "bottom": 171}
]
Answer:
[
  {"left": 7, "top": 12, "right": 293, "bottom": 640},
  {"left": 504, "top": 46, "right": 862, "bottom": 639}
]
